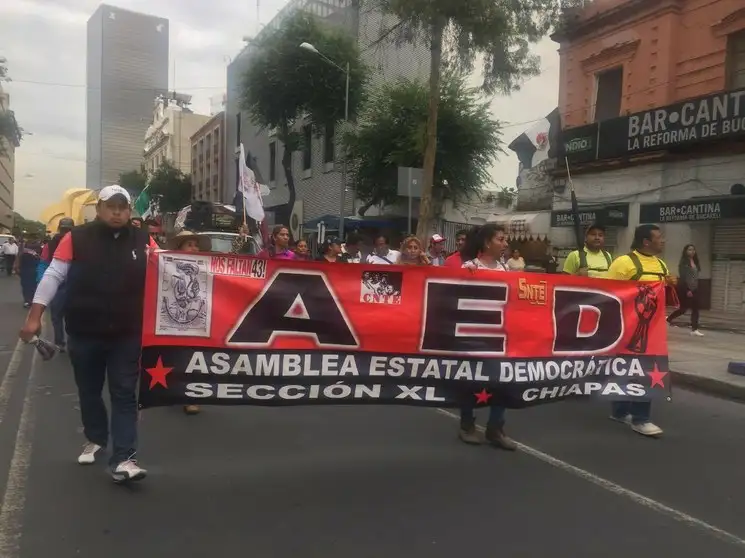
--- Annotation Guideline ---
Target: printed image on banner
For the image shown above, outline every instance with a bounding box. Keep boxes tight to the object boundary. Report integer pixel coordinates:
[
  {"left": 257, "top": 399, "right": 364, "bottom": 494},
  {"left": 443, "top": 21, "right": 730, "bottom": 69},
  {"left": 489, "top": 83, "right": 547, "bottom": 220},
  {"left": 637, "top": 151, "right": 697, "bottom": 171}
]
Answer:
[
  {"left": 360, "top": 270, "right": 403, "bottom": 305},
  {"left": 155, "top": 253, "right": 214, "bottom": 337},
  {"left": 140, "top": 255, "right": 671, "bottom": 409}
]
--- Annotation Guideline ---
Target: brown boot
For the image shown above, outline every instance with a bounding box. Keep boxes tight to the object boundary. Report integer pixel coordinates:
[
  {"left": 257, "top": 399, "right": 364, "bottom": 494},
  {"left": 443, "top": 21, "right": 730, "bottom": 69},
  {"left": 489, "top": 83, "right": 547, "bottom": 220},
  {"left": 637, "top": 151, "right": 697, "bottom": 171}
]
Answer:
[
  {"left": 485, "top": 423, "right": 517, "bottom": 451},
  {"left": 183, "top": 404, "right": 200, "bottom": 415},
  {"left": 458, "top": 422, "right": 483, "bottom": 445}
]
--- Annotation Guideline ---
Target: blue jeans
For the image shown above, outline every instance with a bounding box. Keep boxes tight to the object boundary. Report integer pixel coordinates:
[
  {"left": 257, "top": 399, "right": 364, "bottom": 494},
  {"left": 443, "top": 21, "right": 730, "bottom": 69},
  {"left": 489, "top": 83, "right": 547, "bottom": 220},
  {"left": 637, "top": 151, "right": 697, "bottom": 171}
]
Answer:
[
  {"left": 19, "top": 264, "right": 36, "bottom": 304},
  {"left": 460, "top": 405, "right": 506, "bottom": 428},
  {"left": 49, "top": 285, "right": 66, "bottom": 346},
  {"left": 68, "top": 335, "right": 141, "bottom": 466},
  {"left": 611, "top": 400, "right": 651, "bottom": 424}
]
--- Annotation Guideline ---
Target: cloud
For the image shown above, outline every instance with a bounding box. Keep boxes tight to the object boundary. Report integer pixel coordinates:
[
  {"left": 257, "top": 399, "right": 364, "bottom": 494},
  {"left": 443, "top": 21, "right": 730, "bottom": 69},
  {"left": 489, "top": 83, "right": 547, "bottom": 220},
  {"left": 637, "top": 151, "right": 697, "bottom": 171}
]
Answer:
[
  {"left": 1, "top": 0, "right": 558, "bottom": 221},
  {"left": 467, "top": 37, "right": 560, "bottom": 192},
  {"left": 0, "top": 0, "right": 287, "bottom": 220}
]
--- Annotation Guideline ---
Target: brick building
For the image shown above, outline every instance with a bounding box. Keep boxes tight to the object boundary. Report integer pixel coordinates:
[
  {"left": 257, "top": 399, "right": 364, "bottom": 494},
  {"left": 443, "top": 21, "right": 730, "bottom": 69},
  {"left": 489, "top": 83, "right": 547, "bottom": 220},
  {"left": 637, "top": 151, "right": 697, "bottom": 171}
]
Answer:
[
  {"left": 552, "top": 0, "right": 745, "bottom": 315},
  {"left": 190, "top": 111, "right": 225, "bottom": 203}
]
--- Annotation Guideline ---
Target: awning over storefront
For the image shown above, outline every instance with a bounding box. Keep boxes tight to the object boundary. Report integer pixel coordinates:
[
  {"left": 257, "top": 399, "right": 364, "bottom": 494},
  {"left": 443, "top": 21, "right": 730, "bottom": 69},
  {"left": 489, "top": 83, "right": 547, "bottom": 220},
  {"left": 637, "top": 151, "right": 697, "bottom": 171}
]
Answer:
[{"left": 487, "top": 211, "right": 551, "bottom": 240}]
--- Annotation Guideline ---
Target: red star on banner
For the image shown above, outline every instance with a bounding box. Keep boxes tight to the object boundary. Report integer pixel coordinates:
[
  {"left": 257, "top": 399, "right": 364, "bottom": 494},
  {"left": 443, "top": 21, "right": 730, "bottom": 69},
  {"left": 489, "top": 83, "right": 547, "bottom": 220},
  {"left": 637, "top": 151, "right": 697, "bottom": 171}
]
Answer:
[
  {"left": 648, "top": 363, "right": 668, "bottom": 389},
  {"left": 474, "top": 389, "right": 492, "bottom": 404},
  {"left": 145, "top": 357, "right": 173, "bottom": 389}
]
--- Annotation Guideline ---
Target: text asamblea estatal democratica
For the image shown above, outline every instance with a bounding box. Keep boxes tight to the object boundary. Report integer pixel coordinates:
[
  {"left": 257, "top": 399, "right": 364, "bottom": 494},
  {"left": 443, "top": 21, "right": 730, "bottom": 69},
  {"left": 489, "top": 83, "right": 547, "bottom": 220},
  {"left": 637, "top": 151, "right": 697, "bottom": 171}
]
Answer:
[{"left": 183, "top": 351, "right": 649, "bottom": 382}]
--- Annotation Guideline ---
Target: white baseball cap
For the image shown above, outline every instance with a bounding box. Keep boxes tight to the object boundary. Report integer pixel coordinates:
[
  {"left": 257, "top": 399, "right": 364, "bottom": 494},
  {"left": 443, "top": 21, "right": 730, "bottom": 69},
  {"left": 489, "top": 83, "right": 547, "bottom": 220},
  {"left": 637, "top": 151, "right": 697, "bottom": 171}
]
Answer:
[
  {"left": 430, "top": 233, "right": 447, "bottom": 244},
  {"left": 98, "top": 185, "right": 131, "bottom": 204}
]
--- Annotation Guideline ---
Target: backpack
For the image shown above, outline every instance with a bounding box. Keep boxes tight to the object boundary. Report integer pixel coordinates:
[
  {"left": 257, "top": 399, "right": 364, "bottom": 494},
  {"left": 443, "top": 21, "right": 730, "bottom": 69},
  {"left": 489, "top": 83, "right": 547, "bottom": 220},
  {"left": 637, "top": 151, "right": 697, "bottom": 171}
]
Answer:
[{"left": 627, "top": 252, "right": 669, "bottom": 281}]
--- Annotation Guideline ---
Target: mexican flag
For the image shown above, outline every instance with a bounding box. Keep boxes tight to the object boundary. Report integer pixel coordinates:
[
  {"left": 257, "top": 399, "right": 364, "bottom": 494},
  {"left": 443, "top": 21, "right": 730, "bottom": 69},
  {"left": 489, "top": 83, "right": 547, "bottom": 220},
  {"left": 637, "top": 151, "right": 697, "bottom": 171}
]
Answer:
[{"left": 133, "top": 185, "right": 152, "bottom": 219}]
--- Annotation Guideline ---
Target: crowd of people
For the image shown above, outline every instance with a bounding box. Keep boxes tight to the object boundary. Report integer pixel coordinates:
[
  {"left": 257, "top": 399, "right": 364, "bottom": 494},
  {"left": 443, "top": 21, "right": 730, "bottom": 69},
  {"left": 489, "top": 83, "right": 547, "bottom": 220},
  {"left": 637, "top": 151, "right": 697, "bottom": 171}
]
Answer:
[{"left": 9, "top": 183, "right": 696, "bottom": 485}]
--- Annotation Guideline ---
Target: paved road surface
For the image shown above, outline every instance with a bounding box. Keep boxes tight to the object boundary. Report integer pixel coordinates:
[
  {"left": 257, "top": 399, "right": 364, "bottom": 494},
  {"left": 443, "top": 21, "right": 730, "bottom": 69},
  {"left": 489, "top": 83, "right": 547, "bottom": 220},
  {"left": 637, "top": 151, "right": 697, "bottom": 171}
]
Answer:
[{"left": 1, "top": 275, "right": 745, "bottom": 557}]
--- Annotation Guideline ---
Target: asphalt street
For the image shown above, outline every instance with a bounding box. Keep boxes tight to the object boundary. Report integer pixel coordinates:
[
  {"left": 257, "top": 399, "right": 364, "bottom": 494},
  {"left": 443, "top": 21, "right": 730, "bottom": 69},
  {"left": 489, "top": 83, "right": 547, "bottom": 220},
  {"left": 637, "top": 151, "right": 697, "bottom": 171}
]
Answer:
[{"left": 1, "top": 274, "right": 745, "bottom": 557}]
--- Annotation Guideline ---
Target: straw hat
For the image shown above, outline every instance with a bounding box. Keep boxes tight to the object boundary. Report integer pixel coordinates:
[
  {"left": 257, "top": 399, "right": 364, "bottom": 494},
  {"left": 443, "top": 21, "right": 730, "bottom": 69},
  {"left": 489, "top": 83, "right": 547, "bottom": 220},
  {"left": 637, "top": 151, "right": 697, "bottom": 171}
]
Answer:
[{"left": 166, "top": 230, "right": 212, "bottom": 252}]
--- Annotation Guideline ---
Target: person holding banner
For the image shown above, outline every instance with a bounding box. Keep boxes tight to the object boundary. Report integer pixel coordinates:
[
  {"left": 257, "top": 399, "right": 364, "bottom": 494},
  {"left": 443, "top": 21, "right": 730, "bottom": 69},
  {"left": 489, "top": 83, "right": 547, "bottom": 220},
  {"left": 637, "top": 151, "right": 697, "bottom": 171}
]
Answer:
[
  {"left": 19, "top": 185, "right": 155, "bottom": 483},
  {"left": 444, "top": 229, "right": 469, "bottom": 268},
  {"left": 366, "top": 235, "right": 400, "bottom": 265},
  {"left": 257, "top": 225, "right": 296, "bottom": 260},
  {"left": 562, "top": 223, "right": 613, "bottom": 278},
  {"left": 606, "top": 224, "right": 674, "bottom": 437},
  {"left": 398, "top": 236, "right": 430, "bottom": 266},
  {"left": 168, "top": 229, "right": 212, "bottom": 415},
  {"left": 339, "top": 233, "right": 363, "bottom": 263},
  {"left": 294, "top": 239, "right": 311, "bottom": 260},
  {"left": 316, "top": 237, "right": 342, "bottom": 263},
  {"left": 458, "top": 224, "right": 517, "bottom": 450}
]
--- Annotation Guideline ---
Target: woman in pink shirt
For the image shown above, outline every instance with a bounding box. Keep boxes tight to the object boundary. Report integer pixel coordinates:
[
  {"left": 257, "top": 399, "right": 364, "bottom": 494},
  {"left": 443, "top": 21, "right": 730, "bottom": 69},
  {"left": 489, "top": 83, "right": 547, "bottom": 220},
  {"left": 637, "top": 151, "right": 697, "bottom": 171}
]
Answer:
[{"left": 257, "top": 225, "right": 296, "bottom": 260}]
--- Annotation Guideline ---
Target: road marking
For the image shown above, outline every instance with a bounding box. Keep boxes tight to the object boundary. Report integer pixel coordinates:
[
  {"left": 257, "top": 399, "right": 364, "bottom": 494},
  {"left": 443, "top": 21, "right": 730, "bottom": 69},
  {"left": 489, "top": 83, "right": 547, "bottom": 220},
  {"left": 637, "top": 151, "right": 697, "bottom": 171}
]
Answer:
[
  {"left": 0, "top": 339, "right": 40, "bottom": 557},
  {"left": 436, "top": 408, "right": 745, "bottom": 549},
  {"left": 0, "top": 340, "right": 25, "bottom": 425}
]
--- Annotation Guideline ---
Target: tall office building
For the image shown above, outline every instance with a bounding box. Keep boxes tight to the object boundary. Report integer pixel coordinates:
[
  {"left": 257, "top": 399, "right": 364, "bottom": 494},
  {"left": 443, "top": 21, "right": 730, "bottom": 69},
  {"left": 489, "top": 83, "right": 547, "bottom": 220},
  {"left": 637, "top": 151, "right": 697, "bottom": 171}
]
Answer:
[
  {"left": 0, "top": 82, "right": 20, "bottom": 233},
  {"left": 86, "top": 4, "right": 169, "bottom": 189}
]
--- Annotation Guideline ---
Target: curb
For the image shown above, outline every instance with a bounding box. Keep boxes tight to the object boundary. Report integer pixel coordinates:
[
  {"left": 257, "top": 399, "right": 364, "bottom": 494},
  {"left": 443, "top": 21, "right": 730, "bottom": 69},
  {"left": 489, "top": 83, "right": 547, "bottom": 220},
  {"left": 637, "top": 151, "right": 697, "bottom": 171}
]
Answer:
[{"left": 671, "top": 369, "right": 745, "bottom": 403}]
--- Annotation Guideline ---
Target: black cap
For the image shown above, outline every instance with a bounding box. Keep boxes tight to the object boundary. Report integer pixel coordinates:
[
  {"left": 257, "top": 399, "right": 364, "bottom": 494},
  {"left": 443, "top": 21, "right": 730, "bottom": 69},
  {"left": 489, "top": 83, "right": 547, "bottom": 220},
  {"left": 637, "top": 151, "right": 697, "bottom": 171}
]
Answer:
[
  {"left": 58, "top": 217, "right": 75, "bottom": 230},
  {"left": 585, "top": 222, "right": 605, "bottom": 234}
]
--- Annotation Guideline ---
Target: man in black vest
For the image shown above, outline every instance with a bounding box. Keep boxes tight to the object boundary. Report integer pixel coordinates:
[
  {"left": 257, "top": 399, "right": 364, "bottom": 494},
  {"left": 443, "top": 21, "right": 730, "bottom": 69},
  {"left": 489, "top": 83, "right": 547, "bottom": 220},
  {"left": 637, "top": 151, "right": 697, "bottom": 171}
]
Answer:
[{"left": 20, "top": 185, "right": 155, "bottom": 483}]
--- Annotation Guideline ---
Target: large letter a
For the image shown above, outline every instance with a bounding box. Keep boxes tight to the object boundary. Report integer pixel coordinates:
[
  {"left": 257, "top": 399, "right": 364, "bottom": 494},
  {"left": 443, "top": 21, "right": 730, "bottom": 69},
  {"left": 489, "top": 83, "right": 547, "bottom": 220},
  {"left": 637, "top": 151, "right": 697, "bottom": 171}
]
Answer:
[{"left": 227, "top": 270, "right": 358, "bottom": 348}]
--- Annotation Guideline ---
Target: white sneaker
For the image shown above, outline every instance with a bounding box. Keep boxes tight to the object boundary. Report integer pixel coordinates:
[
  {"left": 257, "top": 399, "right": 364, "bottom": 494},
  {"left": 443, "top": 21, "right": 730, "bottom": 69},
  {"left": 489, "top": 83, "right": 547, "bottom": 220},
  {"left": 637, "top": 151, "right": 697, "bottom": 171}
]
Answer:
[
  {"left": 609, "top": 413, "right": 632, "bottom": 424},
  {"left": 691, "top": 330, "right": 704, "bottom": 337},
  {"left": 111, "top": 460, "right": 147, "bottom": 484},
  {"left": 631, "top": 422, "right": 663, "bottom": 437},
  {"left": 77, "top": 442, "right": 102, "bottom": 465}
]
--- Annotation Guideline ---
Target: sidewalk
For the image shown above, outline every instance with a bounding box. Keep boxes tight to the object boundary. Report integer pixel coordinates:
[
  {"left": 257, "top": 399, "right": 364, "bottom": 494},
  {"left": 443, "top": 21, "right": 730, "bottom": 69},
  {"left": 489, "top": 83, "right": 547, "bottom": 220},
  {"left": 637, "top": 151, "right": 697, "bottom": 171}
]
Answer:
[
  {"left": 667, "top": 326, "right": 745, "bottom": 402},
  {"left": 693, "top": 310, "right": 745, "bottom": 334}
]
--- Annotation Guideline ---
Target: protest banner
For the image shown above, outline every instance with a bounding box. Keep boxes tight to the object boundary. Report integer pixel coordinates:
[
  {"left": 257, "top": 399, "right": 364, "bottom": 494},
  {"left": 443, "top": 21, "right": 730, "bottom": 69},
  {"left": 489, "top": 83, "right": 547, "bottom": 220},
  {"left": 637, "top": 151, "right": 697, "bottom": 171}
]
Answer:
[{"left": 139, "top": 252, "right": 670, "bottom": 409}]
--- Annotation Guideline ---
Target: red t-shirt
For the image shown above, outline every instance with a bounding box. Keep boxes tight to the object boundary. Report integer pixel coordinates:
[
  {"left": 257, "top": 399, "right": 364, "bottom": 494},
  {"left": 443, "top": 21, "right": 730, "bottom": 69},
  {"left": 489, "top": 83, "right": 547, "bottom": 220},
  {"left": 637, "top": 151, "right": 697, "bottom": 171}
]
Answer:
[
  {"left": 53, "top": 232, "right": 159, "bottom": 262},
  {"left": 444, "top": 252, "right": 463, "bottom": 269}
]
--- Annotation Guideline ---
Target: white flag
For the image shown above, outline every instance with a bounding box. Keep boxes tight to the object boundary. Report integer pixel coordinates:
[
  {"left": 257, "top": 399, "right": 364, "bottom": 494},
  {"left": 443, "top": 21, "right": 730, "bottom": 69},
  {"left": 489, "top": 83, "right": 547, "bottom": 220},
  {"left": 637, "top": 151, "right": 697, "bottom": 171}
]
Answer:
[{"left": 238, "top": 144, "right": 265, "bottom": 222}]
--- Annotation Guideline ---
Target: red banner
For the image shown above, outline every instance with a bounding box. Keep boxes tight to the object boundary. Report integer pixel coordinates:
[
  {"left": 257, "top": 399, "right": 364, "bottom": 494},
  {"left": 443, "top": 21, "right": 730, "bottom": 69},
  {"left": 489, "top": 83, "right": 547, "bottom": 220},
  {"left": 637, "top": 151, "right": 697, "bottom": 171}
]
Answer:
[{"left": 139, "top": 252, "right": 670, "bottom": 408}]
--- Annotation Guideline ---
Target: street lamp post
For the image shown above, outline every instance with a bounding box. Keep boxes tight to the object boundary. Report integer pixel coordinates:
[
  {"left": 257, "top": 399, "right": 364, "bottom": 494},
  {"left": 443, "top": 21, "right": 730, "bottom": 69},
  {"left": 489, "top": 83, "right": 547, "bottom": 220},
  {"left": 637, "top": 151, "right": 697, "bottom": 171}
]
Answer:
[{"left": 299, "top": 42, "right": 350, "bottom": 240}]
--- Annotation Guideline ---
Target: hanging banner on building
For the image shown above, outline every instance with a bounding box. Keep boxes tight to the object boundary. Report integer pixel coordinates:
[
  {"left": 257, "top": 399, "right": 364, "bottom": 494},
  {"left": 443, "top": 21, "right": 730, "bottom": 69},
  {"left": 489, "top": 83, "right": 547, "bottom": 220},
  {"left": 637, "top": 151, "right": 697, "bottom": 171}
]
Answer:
[
  {"left": 640, "top": 196, "right": 745, "bottom": 223},
  {"left": 598, "top": 88, "right": 745, "bottom": 159},
  {"left": 138, "top": 252, "right": 670, "bottom": 409},
  {"left": 551, "top": 203, "right": 630, "bottom": 228}
]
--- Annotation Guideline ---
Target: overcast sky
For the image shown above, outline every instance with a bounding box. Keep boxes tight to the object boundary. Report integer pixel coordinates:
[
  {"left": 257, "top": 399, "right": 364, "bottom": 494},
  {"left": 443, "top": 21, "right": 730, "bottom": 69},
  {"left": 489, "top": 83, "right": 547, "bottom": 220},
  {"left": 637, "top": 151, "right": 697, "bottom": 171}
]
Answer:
[{"left": 0, "top": 0, "right": 559, "bottom": 220}]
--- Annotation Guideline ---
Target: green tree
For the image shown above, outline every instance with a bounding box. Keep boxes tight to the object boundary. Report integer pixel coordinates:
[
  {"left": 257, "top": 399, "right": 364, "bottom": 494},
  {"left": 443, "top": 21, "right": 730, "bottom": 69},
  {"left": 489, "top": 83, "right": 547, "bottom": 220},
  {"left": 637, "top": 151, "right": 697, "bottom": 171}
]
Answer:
[
  {"left": 11, "top": 212, "right": 46, "bottom": 238},
  {"left": 0, "top": 58, "right": 22, "bottom": 159},
  {"left": 240, "top": 11, "right": 367, "bottom": 222},
  {"left": 118, "top": 167, "right": 148, "bottom": 196},
  {"left": 345, "top": 73, "right": 503, "bottom": 216},
  {"left": 147, "top": 161, "right": 192, "bottom": 214},
  {"left": 375, "top": 0, "right": 582, "bottom": 238}
]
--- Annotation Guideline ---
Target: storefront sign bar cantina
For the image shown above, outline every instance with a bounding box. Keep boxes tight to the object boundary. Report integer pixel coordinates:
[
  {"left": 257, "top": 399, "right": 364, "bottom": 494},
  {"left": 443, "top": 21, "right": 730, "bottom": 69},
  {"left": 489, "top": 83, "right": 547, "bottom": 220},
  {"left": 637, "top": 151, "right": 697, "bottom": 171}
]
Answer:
[
  {"left": 562, "top": 87, "right": 745, "bottom": 162},
  {"left": 639, "top": 196, "right": 745, "bottom": 223},
  {"left": 551, "top": 204, "right": 629, "bottom": 228}
]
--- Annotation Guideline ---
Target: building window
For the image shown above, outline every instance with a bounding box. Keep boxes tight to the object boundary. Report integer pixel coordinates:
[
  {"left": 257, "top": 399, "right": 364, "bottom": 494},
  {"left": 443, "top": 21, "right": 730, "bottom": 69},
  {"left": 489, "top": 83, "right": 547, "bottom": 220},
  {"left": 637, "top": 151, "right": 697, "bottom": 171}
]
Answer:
[
  {"left": 593, "top": 67, "right": 623, "bottom": 122},
  {"left": 727, "top": 30, "right": 745, "bottom": 89},
  {"left": 324, "top": 123, "right": 335, "bottom": 163},
  {"left": 269, "top": 141, "right": 277, "bottom": 181},
  {"left": 302, "top": 124, "right": 312, "bottom": 171}
]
